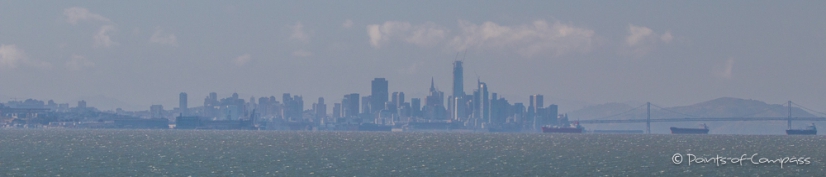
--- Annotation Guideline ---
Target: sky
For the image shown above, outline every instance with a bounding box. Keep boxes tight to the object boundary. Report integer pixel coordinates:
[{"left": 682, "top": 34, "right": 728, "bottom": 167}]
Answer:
[{"left": 0, "top": 1, "right": 824, "bottom": 113}]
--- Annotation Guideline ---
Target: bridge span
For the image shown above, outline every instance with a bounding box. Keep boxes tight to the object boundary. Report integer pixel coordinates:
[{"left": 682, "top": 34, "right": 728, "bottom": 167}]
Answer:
[
  {"left": 578, "top": 117, "right": 826, "bottom": 124},
  {"left": 576, "top": 101, "right": 826, "bottom": 134}
]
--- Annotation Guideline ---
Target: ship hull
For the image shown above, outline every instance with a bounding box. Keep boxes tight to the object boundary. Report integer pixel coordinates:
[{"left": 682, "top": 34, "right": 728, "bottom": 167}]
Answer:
[
  {"left": 786, "top": 129, "right": 816, "bottom": 135},
  {"left": 542, "top": 127, "right": 584, "bottom": 133},
  {"left": 670, "top": 127, "right": 709, "bottom": 134}
]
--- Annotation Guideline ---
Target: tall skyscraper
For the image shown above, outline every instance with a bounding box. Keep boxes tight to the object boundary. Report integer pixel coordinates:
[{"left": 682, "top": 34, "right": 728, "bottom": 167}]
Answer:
[
  {"left": 315, "top": 97, "right": 326, "bottom": 120},
  {"left": 532, "top": 94, "right": 544, "bottom": 111},
  {"left": 279, "top": 93, "right": 304, "bottom": 121},
  {"left": 546, "top": 104, "right": 558, "bottom": 125},
  {"left": 371, "top": 78, "right": 388, "bottom": 113},
  {"left": 411, "top": 98, "right": 421, "bottom": 117},
  {"left": 424, "top": 77, "right": 446, "bottom": 120},
  {"left": 528, "top": 94, "right": 544, "bottom": 118},
  {"left": 391, "top": 92, "right": 399, "bottom": 108},
  {"left": 472, "top": 89, "right": 480, "bottom": 119},
  {"left": 530, "top": 94, "right": 544, "bottom": 130},
  {"left": 398, "top": 92, "right": 405, "bottom": 107},
  {"left": 333, "top": 103, "right": 341, "bottom": 118},
  {"left": 391, "top": 92, "right": 405, "bottom": 116},
  {"left": 343, "top": 93, "right": 360, "bottom": 117},
  {"left": 361, "top": 96, "right": 371, "bottom": 114},
  {"left": 179, "top": 92, "right": 188, "bottom": 116},
  {"left": 479, "top": 82, "right": 489, "bottom": 123},
  {"left": 452, "top": 61, "right": 464, "bottom": 97}
]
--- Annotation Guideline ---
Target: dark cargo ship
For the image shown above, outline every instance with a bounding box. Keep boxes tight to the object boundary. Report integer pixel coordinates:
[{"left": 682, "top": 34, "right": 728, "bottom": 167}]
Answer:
[
  {"left": 542, "top": 122, "right": 584, "bottom": 133},
  {"left": 786, "top": 123, "right": 817, "bottom": 135},
  {"left": 670, "top": 124, "right": 709, "bottom": 134}
]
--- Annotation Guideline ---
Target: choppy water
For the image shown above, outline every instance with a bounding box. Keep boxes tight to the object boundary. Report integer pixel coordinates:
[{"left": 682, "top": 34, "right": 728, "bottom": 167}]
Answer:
[{"left": 0, "top": 130, "right": 823, "bottom": 176}]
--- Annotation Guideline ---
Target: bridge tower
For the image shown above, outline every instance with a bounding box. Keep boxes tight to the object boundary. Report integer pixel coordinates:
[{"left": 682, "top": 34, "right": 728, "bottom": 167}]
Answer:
[
  {"left": 787, "top": 100, "right": 792, "bottom": 130},
  {"left": 647, "top": 102, "right": 651, "bottom": 134}
]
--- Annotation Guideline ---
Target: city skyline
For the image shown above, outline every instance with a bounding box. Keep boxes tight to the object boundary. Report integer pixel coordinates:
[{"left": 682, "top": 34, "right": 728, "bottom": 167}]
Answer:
[{"left": 1, "top": 1, "right": 825, "bottom": 112}]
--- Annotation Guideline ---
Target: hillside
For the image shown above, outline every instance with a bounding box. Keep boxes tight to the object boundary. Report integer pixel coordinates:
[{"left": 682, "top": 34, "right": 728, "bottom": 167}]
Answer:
[{"left": 568, "top": 97, "right": 815, "bottom": 120}]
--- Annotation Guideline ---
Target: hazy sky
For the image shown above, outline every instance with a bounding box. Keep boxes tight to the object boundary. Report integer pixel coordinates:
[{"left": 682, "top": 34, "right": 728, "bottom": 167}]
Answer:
[{"left": 1, "top": 1, "right": 824, "bottom": 113}]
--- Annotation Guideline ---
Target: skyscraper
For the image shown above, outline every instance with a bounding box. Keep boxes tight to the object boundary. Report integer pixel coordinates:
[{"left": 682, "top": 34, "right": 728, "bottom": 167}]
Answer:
[
  {"left": 315, "top": 97, "right": 326, "bottom": 120},
  {"left": 179, "top": 92, "right": 188, "bottom": 116},
  {"left": 532, "top": 94, "right": 544, "bottom": 111},
  {"left": 479, "top": 82, "right": 489, "bottom": 123},
  {"left": 424, "top": 77, "right": 446, "bottom": 120},
  {"left": 371, "top": 78, "right": 388, "bottom": 113},
  {"left": 392, "top": 92, "right": 405, "bottom": 116},
  {"left": 361, "top": 96, "right": 371, "bottom": 114},
  {"left": 411, "top": 98, "right": 421, "bottom": 117},
  {"left": 343, "top": 93, "right": 360, "bottom": 117},
  {"left": 333, "top": 103, "right": 341, "bottom": 118},
  {"left": 390, "top": 92, "right": 399, "bottom": 113},
  {"left": 528, "top": 94, "right": 544, "bottom": 118},
  {"left": 452, "top": 61, "right": 464, "bottom": 97},
  {"left": 391, "top": 92, "right": 399, "bottom": 108},
  {"left": 530, "top": 94, "right": 544, "bottom": 130}
]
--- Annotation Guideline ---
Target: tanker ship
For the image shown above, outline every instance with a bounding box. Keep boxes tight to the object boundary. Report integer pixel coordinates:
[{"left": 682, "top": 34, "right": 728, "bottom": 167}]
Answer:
[
  {"left": 786, "top": 123, "right": 817, "bottom": 135},
  {"left": 670, "top": 123, "right": 709, "bottom": 134},
  {"left": 542, "top": 121, "right": 584, "bottom": 133}
]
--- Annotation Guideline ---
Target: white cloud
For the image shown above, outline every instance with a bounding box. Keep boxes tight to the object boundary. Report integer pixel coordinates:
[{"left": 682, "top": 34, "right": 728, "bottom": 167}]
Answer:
[
  {"left": 292, "top": 50, "right": 313, "bottom": 57},
  {"left": 290, "top": 22, "right": 310, "bottom": 43},
  {"left": 150, "top": 28, "right": 177, "bottom": 46},
  {"left": 367, "top": 25, "right": 382, "bottom": 47},
  {"left": 0, "top": 44, "right": 25, "bottom": 69},
  {"left": 626, "top": 25, "right": 654, "bottom": 46},
  {"left": 660, "top": 31, "right": 673, "bottom": 43},
  {"left": 342, "top": 19, "right": 354, "bottom": 29},
  {"left": 366, "top": 21, "right": 448, "bottom": 48},
  {"left": 450, "top": 20, "right": 595, "bottom": 57},
  {"left": 94, "top": 25, "right": 117, "bottom": 48},
  {"left": 233, "top": 54, "right": 251, "bottom": 66},
  {"left": 64, "top": 7, "right": 110, "bottom": 25},
  {"left": 65, "top": 54, "right": 95, "bottom": 70},
  {"left": 624, "top": 24, "right": 674, "bottom": 56},
  {"left": 0, "top": 44, "right": 52, "bottom": 70}
]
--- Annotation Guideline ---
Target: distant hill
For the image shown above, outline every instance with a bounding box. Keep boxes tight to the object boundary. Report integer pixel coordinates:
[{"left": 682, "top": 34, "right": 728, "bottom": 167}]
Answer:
[
  {"left": 667, "top": 97, "right": 814, "bottom": 118},
  {"left": 566, "top": 97, "right": 821, "bottom": 134},
  {"left": 568, "top": 97, "right": 815, "bottom": 120}
]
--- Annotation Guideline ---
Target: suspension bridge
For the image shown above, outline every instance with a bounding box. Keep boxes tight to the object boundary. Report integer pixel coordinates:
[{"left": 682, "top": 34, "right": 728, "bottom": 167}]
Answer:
[{"left": 576, "top": 101, "right": 826, "bottom": 134}]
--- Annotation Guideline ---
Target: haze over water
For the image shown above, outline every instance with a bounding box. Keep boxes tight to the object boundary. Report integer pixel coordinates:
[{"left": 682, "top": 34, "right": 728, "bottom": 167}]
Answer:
[{"left": 0, "top": 129, "right": 822, "bottom": 176}]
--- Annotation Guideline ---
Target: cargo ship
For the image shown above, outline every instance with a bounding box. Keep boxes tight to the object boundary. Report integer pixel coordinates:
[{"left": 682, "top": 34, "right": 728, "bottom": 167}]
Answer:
[
  {"left": 542, "top": 121, "right": 584, "bottom": 133},
  {"left": 786, "top": 123, "right": 817, "bottom": 135},
  {"left": 670, "top": 123, "right": 709, "bottom": 134}
]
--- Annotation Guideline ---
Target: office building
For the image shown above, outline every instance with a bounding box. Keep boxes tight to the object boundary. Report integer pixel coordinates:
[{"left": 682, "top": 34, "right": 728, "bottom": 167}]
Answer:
[
  {"left": 371, "top": 78, "right": 388, "bottom": 113},
  {"left": 179, "top": 92, "right": 188, "bottom": 116},
  {"left": 343, "top": 93, "right": 360, "bottom": 117}
]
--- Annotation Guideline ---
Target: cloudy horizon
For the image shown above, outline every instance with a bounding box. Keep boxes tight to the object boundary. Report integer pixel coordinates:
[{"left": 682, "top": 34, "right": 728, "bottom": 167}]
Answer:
[{"left": 1, "top": 1, "right": 824, "bottom": 113}]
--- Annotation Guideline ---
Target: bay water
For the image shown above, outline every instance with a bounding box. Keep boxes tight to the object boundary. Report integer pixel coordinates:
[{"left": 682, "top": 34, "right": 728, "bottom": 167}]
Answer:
[{"left": 0, "top": 129, "right": 822, "bottom": 176}]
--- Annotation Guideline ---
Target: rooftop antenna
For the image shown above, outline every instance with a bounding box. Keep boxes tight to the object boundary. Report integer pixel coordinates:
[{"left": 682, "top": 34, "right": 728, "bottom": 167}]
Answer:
[{"left": 475, "top": 73, "right": 480, "bottom": 85}]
